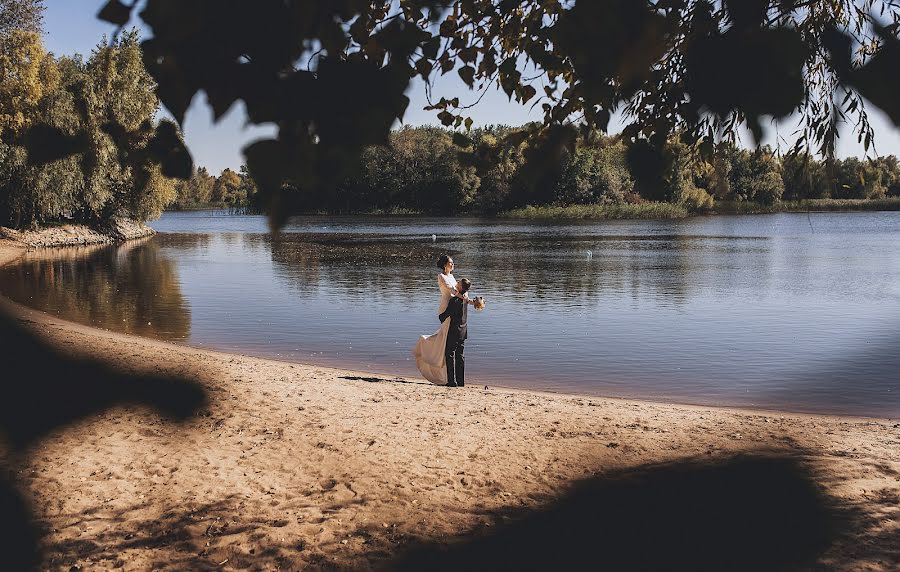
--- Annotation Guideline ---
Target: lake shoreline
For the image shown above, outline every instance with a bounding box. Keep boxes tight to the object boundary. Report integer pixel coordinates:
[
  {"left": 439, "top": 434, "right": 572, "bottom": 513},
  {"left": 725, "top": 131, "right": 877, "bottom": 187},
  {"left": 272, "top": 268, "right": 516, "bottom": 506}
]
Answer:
[
  {"left": 0, "top": 218, "right": 155, "bottom": 248},
  {"left": 1, "top": 240, "right": 898, "bottom": 570},
  {"left": 160, "top": 197, "right": 900, "bottom": 221}
]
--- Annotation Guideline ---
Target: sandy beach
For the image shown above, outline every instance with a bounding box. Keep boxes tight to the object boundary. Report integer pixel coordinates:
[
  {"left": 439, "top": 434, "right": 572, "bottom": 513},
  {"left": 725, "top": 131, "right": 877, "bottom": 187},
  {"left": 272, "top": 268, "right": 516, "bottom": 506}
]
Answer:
[{"left": 0, "top": 240, "right": 897, "bottom": 570}]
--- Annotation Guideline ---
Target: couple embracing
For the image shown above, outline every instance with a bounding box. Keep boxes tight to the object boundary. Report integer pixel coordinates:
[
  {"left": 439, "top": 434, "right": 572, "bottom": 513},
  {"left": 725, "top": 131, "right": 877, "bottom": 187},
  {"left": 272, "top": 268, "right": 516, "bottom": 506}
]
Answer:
[{"left": 413, "top": 254, "right": 483, "bottom": 387}]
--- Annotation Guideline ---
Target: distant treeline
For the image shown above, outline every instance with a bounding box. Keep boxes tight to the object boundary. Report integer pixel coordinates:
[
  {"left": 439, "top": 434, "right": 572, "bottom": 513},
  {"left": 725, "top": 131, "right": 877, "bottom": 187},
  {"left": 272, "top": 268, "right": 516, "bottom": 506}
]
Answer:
[
  {"left": 227, "top": 125, "right": 900, "bottom": 217},
  {"left": 168, "top": 165, "right": 256, "bottom": 211}
]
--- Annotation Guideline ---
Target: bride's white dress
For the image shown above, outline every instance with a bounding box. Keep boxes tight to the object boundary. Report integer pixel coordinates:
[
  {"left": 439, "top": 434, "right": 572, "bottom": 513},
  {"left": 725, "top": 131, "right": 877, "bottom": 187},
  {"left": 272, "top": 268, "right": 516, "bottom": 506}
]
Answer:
[{"left": 412, "top": 273, "right": 457, "bottom": 384}]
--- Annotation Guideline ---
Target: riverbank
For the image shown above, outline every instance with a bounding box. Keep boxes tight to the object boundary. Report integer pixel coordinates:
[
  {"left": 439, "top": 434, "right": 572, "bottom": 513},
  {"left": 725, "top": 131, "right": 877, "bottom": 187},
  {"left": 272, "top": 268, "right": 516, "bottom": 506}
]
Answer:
[
  {"left": 0, "top": 217, "right": 155, "bottom": 248},
  {"left": 498, "top": 198, "right": 900, "bottom": 220},
  {"left": 163, "top": 197, "right": 900, "bottom": 222},
  {"left": 0, "top": 242, "right": 897, "bottom": 570}
]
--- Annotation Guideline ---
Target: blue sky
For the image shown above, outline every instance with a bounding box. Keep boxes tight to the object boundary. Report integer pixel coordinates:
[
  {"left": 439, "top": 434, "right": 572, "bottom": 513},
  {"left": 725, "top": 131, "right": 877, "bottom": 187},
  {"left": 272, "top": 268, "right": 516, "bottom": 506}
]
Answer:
[{"left": 43, "top": 1, "right": 900, "bottom": 175}]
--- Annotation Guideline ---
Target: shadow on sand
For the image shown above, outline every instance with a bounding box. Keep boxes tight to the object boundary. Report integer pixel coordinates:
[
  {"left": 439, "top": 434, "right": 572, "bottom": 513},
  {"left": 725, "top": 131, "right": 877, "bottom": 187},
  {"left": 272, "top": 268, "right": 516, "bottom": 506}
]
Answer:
[
  {"left": 386, "top": 453, "right": 883, "bottom": 572},
  {"left": 0, "top": 307, "right": 206, "bottom": 571},
  {"left": 339, "top": 375, "right": 431, "bottom": 386}
]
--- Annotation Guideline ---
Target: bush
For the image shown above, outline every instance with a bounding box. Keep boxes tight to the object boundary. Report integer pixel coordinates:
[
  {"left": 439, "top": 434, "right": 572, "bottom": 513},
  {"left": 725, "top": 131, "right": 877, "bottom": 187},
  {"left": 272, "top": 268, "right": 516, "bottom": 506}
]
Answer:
[{"left": 678, "top": 186, "right": 715, "bottom": 211}]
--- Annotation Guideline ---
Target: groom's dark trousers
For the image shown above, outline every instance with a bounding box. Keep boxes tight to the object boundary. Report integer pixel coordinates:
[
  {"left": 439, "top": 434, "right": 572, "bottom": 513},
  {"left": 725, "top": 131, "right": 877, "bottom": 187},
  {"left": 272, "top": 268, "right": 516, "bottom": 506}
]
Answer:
[{"left": 439, "top": 297, "right": 468, "bottom": 386}]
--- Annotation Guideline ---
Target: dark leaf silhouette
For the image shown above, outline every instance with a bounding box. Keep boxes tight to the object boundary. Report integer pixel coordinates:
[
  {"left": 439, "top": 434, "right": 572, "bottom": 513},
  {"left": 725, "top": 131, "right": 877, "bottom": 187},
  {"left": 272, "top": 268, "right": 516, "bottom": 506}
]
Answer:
[
  {"left": 97, "top": 0, "right": 133, "bottom": 26},
  {"left": 22, "top": 124, "right": 88, "bottom": 166},
  {"left": 829, "top": 27, "right": 900, "bottom": 126},
  {"left": 391, "top": 454, "right": 843, "bottom": 572},
  {"left": 147, "top": 119, "right": 193, "bottom": 179}
]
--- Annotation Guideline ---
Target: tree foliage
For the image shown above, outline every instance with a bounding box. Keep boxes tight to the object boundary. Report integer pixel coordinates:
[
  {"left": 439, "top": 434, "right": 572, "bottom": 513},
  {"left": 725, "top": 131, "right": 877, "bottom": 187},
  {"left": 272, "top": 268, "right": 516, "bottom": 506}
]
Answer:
[
  {"left": 221, "top": 124, "right": 900, "bottom": 215},
  {"left": 0, "top": 0, "right": 42, "bottom": 35},
  {"left": 76, "top": 0, "right": 900, "bottom": 227}
]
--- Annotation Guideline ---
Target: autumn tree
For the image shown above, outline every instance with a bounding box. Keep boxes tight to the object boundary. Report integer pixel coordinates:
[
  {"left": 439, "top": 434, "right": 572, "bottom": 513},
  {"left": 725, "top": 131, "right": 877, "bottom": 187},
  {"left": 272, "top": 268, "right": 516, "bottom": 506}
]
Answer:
[
  {"left": 212, "top": 168, "right": 241, "bottom": 205},
  {"left": 0, "top": 0, "right": 41, "bottom": 35}
]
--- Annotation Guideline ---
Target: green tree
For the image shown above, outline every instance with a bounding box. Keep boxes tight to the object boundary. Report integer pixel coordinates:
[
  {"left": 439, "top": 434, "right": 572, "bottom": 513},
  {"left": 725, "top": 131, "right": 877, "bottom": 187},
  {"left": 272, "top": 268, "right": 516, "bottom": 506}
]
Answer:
[
  {"left": 832, "top": 157, "right": 889, "bottom": 200},
  {"left": 237, "top": 164, "right": 257, "bottom": 206},
  {"left": 0, "top": 25, "right": 83, "bottom": 227},
  {"left": 556, "top": 142, "right": 634, "bottom": 205},
  {"left": 728, "top": 147, "right": 785, "bottom": 205},
  {"left": 781, "top": 153, "right": 828, "bottom": 200},
  {"left": 173, "top": 166, "right": 215, "bottom": 209},
  {"left": 470, "top": 128, "right": 527, "bottom": 214},
  {"left": 350, "top": 126, "right": 479, "bottom": 214},
  {"left": 78, "top": 30, "right": 169, "bottom": 222},
  {"left": 874, "top": 156, "right": 900, "bottom": 197}
]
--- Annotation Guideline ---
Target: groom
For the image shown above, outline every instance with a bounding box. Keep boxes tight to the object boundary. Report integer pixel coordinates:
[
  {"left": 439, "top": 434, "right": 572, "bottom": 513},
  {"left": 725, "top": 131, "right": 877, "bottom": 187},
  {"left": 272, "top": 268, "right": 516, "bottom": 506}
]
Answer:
[{"left": 439, "top": 277, "right": 471, "bottom": 388}]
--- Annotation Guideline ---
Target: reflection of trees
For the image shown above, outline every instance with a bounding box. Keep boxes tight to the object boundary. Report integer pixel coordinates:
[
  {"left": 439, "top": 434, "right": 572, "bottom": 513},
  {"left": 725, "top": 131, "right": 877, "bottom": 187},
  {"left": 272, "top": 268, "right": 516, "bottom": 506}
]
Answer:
[
  {"left": 155, "top": 232, "right": 212, "bottom": 252},
  {"left": 261, "top": 229, "right": 774, "bottom": 307},
  {"left": 0, "top": 238, "right": 190, "bottom": 340},
  {"left": 264, "top": 233, "right": 445, "bottom": 300}
]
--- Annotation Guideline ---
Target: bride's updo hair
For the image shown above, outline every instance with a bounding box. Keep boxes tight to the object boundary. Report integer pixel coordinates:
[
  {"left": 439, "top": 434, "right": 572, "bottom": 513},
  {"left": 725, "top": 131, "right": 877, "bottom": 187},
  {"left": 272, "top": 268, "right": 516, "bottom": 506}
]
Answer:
[{"left": 437, "top": 254, "right": 451, "bottom": 270}]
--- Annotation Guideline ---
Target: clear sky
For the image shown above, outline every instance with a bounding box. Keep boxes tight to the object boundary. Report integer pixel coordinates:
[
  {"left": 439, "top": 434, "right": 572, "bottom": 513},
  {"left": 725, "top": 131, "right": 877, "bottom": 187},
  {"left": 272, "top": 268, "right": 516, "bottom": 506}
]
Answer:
[{"left": 43, "top": 1, "right": 900, "bottom": 175}]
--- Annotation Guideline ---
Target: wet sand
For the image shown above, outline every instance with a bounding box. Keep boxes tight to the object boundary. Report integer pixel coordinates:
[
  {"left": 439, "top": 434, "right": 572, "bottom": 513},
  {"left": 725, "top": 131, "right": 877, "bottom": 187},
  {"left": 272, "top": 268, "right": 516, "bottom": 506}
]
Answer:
[{"left": 0, "top": 241, "right": 897, "bottom": 570}]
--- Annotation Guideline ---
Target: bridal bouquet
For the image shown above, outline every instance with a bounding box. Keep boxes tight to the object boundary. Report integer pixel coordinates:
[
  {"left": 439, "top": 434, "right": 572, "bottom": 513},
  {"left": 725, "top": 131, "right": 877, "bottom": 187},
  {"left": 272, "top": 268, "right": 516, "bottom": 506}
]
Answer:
[{"left": 473, "top": 296, "right": 486, "bottom": 311}]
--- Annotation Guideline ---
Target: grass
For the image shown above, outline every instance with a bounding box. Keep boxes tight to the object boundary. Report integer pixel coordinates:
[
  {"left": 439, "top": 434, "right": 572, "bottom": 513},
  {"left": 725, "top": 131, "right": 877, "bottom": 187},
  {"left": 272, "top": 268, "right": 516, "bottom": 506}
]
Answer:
[
  {"left": 714, "top": 197, "right": 900, "bottom": 215},
  {"left": 500, "top": 203, "right": 691, "bottom": 220},
  {"left": 502, "top": 197, "right": 900, "bottom": 220}
]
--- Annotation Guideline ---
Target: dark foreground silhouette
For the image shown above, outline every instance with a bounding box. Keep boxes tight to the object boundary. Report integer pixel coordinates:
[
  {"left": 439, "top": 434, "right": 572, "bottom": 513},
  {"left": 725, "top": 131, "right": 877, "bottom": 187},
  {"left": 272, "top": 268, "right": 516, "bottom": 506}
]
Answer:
[
  {"left": 389, "top": 455, "right": 851, "bottom": 572},
  {"left": 0, "top": 306, "right": 206, "bottom": 571}
]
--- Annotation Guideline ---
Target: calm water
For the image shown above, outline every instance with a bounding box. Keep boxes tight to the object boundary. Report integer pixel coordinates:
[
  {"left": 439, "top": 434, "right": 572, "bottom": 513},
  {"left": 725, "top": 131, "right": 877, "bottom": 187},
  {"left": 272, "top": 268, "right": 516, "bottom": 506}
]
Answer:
[{"left": 2, "top": 211, "right": 899, "bottom": 417}]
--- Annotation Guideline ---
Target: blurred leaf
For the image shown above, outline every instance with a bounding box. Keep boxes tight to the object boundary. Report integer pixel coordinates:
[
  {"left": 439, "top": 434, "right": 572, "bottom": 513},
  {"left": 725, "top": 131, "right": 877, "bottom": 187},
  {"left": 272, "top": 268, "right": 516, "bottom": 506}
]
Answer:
[
  {"left": 97, "top": 0, "right": 133, "bottom": 26},
  {"left": 22, "top": 124, "right": 88, "bottom": 166},
  {"left": 458, "top": 65, "right": 475, "bottom": 87},
  {"left": 148, "top": 120, "right": 193, "bottom": 179},
  {"left": 452, "top": 132, "right": 473, "bottom": 147}
]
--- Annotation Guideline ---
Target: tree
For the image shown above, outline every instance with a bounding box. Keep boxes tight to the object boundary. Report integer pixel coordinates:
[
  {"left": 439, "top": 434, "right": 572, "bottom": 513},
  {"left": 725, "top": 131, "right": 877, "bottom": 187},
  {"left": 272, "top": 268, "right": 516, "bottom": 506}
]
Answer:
[
  {"left": 556, "top": 142, "right": 634, "bottom": 206},
  {"left": 0, "top": 24, "right": 80, "bottom": 226},
  {"left": 173, "top": 166, "right": 214, "bottom": 209},
  {"left": 237, "top": 164, "right": 257, "bottom": 206},
  {"left": 469, "top": 127, "right": 527, "bottom": 214},
  {"left": 874, "top": 156, "right": 900, "bottom": 197},
  {"left": 0, "top": 29, "right": 50, "bottom": 133},
  {"left": 77, "top": 30, "right": 169, "bottom": 222},
  {"left": 781, "top": 152, "right": 827, "bottom": 200},
  {"left": 212, "top": 168, "right": 241, "bottom": 204},
  {"left": 0, "top": 0, "right": 43, "bottom": 36},
  {"left": 831, "top": 157, "right": 889, "bottom": 200},
  {"left": 0, "top": 13, "right": 184, "bottom": 227},
  {"left": 729, "top": 147, "right": 785, "bottom": 205}
]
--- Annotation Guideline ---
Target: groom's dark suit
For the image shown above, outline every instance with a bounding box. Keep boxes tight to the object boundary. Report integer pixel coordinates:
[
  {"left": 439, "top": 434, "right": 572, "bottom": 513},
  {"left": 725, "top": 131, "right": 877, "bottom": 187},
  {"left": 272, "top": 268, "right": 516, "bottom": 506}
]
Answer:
[{"left": 439, "top": 297, "right": 467, "bottom": 387}]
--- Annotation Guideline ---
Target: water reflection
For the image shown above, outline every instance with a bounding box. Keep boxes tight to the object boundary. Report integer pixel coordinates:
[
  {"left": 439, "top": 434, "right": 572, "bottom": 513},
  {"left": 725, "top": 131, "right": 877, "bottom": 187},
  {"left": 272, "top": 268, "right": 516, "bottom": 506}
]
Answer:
[
  {"left": 0, "top": 238, "right": 190, "bottom": 340},
  {"left": 263, "top": 231, "right": 771, "bottom": 308}
]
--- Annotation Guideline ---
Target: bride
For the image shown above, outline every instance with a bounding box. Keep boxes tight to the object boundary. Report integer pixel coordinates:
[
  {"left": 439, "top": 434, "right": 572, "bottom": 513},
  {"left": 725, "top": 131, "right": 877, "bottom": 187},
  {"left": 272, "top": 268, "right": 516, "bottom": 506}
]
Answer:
[{"left": 413, "top": 254, "right": 471, "bottom": 384}]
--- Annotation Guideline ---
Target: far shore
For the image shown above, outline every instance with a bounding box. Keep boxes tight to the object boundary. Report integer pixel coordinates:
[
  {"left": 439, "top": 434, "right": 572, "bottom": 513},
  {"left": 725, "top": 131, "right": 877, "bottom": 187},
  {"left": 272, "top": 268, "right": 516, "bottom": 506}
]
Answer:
[
  {"left": 159, "top": 197, "right": 900, "bottom": 221},
  {"left": 0, "top": 240, "right": 898, "bottom": 570}
]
